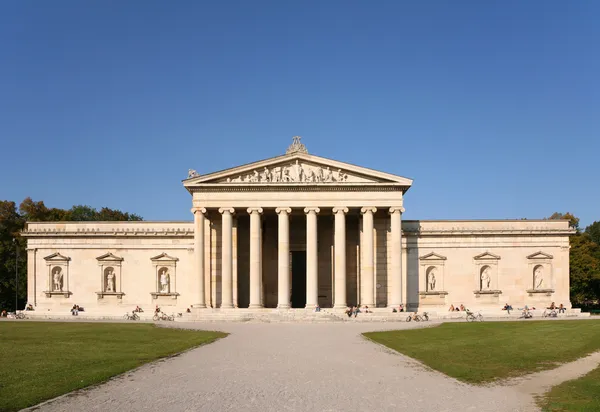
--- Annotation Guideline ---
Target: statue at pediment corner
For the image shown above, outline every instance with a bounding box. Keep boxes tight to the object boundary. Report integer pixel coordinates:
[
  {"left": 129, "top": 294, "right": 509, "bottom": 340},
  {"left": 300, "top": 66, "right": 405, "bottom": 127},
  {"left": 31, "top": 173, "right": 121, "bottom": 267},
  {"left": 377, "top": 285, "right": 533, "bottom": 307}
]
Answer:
[{"left": 188, "top": 169, "right": 199, "bottom": 179}]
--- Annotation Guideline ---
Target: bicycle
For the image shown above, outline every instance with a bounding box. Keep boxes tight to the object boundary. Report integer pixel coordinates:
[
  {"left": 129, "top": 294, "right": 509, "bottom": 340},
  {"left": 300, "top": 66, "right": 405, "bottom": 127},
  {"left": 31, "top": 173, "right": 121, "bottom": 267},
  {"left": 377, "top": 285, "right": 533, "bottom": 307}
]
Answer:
[
  {"left": 542, "top": 309, "right": 557, "bottom": 318},
  {"left": 406, "top": 312, "right": 428, "bottom": 322},
  {"left": 15, "top": 311, "right": 26, "bottom": 320},
  {"left": 519, "top": 309, "right": 533, "bottom": 319},
  {"left": 123, "top": 312, "right": 140, "bottom": 321},
  {"left": 466, "top": 311, "right": 483, "bottom": 322},
  {"left": 153, "top": 312, "right": 174, "bottom": 321}
]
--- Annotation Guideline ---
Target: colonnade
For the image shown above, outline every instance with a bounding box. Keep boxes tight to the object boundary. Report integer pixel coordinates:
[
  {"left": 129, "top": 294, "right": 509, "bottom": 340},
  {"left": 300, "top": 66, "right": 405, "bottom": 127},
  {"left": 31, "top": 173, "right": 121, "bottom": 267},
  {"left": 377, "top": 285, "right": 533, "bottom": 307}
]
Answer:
[{"left": 191, "top": 206, "right": 404, "bottom": 309}]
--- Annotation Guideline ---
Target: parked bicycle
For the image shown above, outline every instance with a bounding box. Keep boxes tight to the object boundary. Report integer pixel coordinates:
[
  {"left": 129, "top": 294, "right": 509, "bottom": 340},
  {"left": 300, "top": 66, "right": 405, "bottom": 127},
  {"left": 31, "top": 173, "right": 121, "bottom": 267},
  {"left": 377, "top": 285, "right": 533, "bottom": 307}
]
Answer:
[
  {"left": 519, "top": 308, "right": 533, "bottom": 319},
  {"left": 406, "top": 312, "right": 429, "bottom": 322},
  {"left": 15, "top": 311, "right": 26, "bottom": 320},
  {"left": 153, "top": 312, "right": 174, "bottom": 321},
  {"left": 466, "top": 310, "right": 483, "bottom": 322},
  {"left": 123, "top": 312, "right": 140, "bottom": 321},
  {"left": 542, "top": 309, "right": 558, "bottom": 318}
]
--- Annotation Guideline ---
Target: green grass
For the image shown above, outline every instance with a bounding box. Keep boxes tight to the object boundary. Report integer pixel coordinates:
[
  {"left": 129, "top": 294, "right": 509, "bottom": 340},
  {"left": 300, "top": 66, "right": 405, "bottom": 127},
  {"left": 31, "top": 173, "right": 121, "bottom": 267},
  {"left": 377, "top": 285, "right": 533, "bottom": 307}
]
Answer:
[
  {"left": 364, "top": 320, "right": 600, "bottom": 384},
  {"left": 0, "top": 322, "right": 227, "bottom": 412},
  {"left": 540, "top": 366, "right": 600, "bottom": 411}
]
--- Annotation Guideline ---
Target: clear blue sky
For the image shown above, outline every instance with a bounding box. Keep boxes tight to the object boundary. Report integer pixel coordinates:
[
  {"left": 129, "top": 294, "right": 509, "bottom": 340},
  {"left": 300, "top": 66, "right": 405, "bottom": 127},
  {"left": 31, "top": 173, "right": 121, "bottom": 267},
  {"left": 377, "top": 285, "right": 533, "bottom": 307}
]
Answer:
[{"left": 1, "top": 1, "right": 598, "bottom": 227}]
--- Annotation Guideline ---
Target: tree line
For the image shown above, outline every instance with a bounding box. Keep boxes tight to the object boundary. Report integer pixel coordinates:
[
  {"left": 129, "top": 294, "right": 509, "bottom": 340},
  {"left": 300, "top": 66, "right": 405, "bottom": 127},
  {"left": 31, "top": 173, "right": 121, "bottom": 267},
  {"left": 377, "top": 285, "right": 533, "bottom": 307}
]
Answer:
[
  {"left": 1, "top": 201, "right": 599, "bottom": 311},
  {"left": 0, "top": 198, "right": 142, "bottom": 311}
]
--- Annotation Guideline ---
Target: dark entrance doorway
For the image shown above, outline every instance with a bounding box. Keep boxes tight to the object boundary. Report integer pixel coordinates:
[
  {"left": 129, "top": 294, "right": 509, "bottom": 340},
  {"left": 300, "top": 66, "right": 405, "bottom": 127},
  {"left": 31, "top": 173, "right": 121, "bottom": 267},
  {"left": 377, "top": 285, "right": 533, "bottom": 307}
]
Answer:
[{"left": 291, "top": 251, "right": 307, "bottom": 308}]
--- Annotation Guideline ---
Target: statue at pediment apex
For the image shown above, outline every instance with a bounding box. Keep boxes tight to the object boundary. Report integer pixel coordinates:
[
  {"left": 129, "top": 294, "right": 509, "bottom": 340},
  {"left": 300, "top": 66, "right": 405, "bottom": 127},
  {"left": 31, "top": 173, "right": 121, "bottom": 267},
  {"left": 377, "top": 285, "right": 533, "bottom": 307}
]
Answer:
[{"left": 188, "top": 169, "right": 199, "bottom": 179}]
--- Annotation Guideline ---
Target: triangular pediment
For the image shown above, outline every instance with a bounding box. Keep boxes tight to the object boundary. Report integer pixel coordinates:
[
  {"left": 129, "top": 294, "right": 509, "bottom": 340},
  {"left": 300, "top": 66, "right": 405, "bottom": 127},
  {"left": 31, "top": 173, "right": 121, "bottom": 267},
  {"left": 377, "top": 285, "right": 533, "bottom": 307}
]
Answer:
[
  {"left": 184, "top": 152, "right": 413, "bottom": 189},
  {"left": 474, "top": 251, "right": 501, "bottom": 260},
  {"left": 96, "top": 252, "right": 124, "bottom": 262},
  {"left": 44, "top": 252, "right": 71, "bottom": 262},
  {"left": 527, "top": 251, "right": 553, "bottom": 260},
  {"left": 150, "top": 252, "right": 179, "bottom": 262},
  {"left": 419, "top": 252, "right": 447, "bottom": 261}
]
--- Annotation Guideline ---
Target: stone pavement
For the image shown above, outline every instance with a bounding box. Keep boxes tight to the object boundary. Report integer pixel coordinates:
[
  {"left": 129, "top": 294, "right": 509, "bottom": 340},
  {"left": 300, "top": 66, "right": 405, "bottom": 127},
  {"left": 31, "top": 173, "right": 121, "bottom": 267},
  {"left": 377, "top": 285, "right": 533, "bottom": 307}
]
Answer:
[{"left": 32, "top": 322, "right": 537, "bottom": 412}]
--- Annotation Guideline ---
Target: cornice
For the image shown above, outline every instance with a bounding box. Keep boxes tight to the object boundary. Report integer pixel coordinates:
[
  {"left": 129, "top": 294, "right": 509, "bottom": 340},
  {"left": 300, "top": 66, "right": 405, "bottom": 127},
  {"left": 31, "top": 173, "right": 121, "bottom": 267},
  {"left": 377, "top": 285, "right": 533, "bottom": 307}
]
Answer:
[
  {"left": 21, "top": 227, "right": 194, "bottom": 238},
  {"left": 188, "top": 184, "right": 406, "bottom": 193}
]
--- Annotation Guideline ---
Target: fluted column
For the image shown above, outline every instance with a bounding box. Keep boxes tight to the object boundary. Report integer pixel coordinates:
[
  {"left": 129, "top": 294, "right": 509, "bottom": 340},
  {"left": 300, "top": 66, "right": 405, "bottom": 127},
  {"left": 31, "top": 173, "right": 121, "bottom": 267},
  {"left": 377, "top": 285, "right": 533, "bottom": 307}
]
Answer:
[
  {"left": 304, "top": 207, "right": 320, "bottom": 309},
  {"left": 219, "top": 207, "right": 235, "bottom": 308},
  {"left": 333, "top": 207, "right": 348, "bottom": 309},
  {"left": 276, "top": 207, "right": 292, "bottom": 309},
  {"left": 389, "top": 207, "right": 405, "bottom": 307},
  {"left": 192, "top": 207, "right": 207, "bottom": 308},
  {"left": 360, "top": 207, "right": 376, "bottom": 306},
  {"left": 248, "top": 207, "right": 263, "bottom": 308}
]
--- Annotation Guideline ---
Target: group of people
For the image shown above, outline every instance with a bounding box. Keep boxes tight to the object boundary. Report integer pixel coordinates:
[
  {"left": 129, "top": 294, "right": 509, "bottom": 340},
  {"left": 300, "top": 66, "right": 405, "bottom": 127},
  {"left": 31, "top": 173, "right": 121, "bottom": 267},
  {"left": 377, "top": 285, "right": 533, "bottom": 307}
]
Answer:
[
  {"left": 448, "top": 304, "right": 466, "bottom": 312},
  {"left": 392, "top": 304, "right": 405, "bottom": 313},
  {"left": 501, "top": 302, "right": 566, "bottom": 315},
  {"left": 344, "top": 305, "right": 371, "bottom": 318},
  {"left": 71, "top": 304, "right": 84, "bottom": 315}
]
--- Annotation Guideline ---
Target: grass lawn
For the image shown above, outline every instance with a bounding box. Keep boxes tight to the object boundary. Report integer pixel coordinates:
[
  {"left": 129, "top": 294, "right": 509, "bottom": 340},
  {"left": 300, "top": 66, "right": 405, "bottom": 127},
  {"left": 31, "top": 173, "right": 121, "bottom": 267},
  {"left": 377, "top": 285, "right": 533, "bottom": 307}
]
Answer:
[
  {"left": 364, "top": 320, "right": 600, "bottom": 384},
  {"left": 0, "top": 322, "right": 226, "bottom": 412},
  {"left": 539, "top": 366, "right": 600, "bottom": 412}
]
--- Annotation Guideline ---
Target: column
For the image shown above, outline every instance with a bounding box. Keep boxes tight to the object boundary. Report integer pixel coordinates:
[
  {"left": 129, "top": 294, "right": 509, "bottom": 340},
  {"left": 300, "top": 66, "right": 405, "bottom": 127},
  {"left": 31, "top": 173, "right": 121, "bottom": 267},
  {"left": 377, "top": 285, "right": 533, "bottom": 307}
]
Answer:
[
  {"left": 360, "top": 207, "right": 376, "bottom": 306},
  {"left": 304, "top": 207, "right": 320, "bottom": 309},
  {"left": 389, "top": 207, "right": 405, "bottom": 307},
  {"left": 219, "top": 208, "right": 235, "bottom": 308},
  {"left": 248, "top": 207, "right": 263, "bottom": 308},
  {"left": 333, "top": 207, "right": 348, "bottom": 309},
  {"left": 276, "top": 208, "right": 292, "bottom": 309},
  {"left": 192, "top": 207, "right": 207, "bottom": 308}
]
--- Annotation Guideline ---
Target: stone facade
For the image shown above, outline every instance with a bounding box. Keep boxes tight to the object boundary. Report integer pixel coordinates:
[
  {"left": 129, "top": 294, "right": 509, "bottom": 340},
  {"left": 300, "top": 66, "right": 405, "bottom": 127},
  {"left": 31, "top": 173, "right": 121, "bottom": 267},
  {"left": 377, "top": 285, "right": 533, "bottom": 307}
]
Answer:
[{"left": 23, "top": 138, "right": 574, "bottom": 314}]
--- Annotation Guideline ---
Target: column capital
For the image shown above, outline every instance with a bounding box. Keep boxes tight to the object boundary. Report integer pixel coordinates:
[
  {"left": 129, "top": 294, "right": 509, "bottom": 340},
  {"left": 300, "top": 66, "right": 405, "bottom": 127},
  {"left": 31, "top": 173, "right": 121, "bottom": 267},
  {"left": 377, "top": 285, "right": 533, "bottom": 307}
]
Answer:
[
  {"left": 332, "top": 207, "right": 349, "bottom": 214},
  {"left": 389, "top": 206, "right": 405, "bottom": 214},
  {"left": 218, "top": 207, "right": 235, "bottom": 215},
  {"left": 191, "top": 207, "right": 207, "bottom": 215},
  {"left": 246, "top": 207, "right": 264, "bottom": 215},
  {"left": 360, "top": 207, "right": 377, "bottom": 214},
  {"left": 275, "top": 207, "right": 292, "bottom": 215},
  {"left": 304, "top": 207, "right": 320, "bottom": 214}
]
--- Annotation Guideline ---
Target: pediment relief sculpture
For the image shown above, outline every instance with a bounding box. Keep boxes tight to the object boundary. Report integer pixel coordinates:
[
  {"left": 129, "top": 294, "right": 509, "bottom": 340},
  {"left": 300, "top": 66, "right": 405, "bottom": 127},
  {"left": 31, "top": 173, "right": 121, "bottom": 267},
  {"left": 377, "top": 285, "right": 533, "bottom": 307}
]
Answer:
[{"left": 222, "top": 160, "right": 357, "bottom": 184}]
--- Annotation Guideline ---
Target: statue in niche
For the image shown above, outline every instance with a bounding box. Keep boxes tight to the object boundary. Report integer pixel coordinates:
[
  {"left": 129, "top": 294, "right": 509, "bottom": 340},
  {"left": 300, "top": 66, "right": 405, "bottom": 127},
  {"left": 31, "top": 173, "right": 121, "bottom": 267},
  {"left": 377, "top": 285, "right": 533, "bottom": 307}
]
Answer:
[
  {"left": 480, "top": 267, "right": 491, "bottom": 290},
  {"left": 534, "top": 266, "right": 544, "bottom": 289},
  {"left": 323, "top": 167, "right": 333, "bottom": 182},
  {"left": 52, "top": 268, "right": 63, "bottom": 292},
  {"left": 105, "top": 268, "right": 115, "bottom": 292},
  {"left": 427, "top": 269, "right": 436, "bottom": 292},
  {"left": 159, "top": 269, "right": 170, "bottom": 293}
]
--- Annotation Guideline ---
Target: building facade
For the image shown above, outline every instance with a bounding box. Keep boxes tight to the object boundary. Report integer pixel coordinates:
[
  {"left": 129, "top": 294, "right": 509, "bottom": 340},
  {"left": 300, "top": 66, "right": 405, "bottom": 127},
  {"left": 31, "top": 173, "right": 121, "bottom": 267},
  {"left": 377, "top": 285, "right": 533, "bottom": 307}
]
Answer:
[{"left": 23, "top": 138, "right": 574, "bottom": 314}]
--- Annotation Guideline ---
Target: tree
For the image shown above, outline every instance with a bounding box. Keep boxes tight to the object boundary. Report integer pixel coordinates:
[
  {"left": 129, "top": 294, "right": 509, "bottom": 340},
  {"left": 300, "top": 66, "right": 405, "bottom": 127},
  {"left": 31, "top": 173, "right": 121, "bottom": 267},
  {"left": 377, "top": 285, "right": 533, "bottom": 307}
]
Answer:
[
  {"left": 569, "top": 233, "right": 600, "bottom": 305},
  {"left": 548, "top": 212, "right": 580, "bottom": 232},
  {"left": 585, "top": 221, "right": 600, "bottom": 246}
]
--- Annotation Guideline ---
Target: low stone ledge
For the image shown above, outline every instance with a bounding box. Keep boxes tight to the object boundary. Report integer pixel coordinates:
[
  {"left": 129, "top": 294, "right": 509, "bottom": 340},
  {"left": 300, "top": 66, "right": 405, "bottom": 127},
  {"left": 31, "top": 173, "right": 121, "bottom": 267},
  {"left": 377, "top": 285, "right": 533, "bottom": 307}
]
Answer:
[
  {"left": 150, "top": 292, "right": 180, "bottom": 300},
  {"left": 526, "top": 288, "right": 555, "bottom": 297},
  {"left": 419, "top": 291, "right": 449, "bottom": 297},
  {"left": 473, "top": 290, "right": 502, "bottom": 298},
  {"left": 96, "top": 292, "right": 125, "bottom": 299},
  {"left": 43, "top": 291, "right": 72, "bottom": 298}
]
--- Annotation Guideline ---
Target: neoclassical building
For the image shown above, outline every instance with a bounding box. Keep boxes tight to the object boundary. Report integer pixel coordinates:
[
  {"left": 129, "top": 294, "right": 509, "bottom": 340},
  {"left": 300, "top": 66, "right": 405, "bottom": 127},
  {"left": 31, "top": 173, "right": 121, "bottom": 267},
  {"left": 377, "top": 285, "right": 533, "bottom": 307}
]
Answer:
[{"left": 23, "top": 137, "right": 573, "bottom": 314}]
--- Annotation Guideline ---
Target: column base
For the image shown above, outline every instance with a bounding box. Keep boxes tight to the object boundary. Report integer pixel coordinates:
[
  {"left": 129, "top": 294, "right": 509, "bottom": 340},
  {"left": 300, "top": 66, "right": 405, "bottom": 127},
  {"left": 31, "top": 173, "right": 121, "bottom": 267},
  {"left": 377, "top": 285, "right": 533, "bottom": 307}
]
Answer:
[
  {"left": 192, "top": 303, "right": 207, "bottom": 309},
  {"left": 333, "top": 303, "right": 348, "bottom": 309},
  {"left": 305, "top": 304, "right": 318, "bottom": 310},
  {"left": 248, "top": 304, "right": 264, "bottom": 309},
  {"left": 220, "top": 304, "right": 234, "bottom": 309},
  {"left": 388, "top": 303, "right": 402, "bottom": 308},
  {"left": 277, "top": 304, "right": 290, "bottom": 309}
]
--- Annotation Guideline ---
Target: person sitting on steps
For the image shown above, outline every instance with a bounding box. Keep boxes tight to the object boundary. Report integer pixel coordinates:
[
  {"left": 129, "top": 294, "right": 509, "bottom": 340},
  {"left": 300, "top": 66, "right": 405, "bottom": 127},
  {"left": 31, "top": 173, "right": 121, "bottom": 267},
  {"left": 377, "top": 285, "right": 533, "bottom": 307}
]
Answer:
[
  {"left": 345, "top": 306, "right": 353, "bottom": 318},
  {"left": 502, "top": 303, "right": 513, "bottom": 314},
  {"left": 558, "top": 303, "right": 566, "bottom": 314},
  {"left": 448, "top": 304, "right": 455, "bottom": 312}
]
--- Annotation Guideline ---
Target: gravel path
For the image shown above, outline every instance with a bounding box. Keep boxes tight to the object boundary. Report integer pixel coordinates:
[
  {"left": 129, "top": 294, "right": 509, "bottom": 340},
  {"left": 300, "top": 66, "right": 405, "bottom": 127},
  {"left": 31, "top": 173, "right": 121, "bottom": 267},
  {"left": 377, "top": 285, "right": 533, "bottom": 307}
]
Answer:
[{"left": 32, "top": 322, "right": 537, "bottom": 412}]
